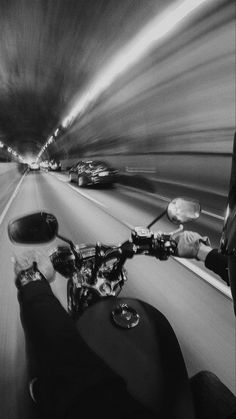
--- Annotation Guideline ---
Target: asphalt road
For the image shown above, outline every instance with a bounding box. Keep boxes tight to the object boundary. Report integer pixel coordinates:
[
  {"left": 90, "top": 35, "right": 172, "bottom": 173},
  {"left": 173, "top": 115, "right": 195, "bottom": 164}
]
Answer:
[{"left": 0, "top": 170, "right": 235, "bottom": 419}]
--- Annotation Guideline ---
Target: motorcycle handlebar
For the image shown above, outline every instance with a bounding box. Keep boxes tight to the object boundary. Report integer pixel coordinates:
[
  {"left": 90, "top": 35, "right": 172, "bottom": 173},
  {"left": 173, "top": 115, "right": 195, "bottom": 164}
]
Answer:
[
  {"left": 120, "top": 228, "right": 177, "bottom": 260},
  {"left": 50, "top": 228, "right": 177, "bottom": 276}
]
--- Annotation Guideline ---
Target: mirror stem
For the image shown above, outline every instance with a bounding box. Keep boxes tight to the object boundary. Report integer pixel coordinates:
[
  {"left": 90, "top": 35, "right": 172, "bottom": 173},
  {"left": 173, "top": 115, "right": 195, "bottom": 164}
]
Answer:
[
  {"left": 56, "top": 233, "right": 76, "bottom": 250},
  {"left": 32, "top": 261, "right": 37, "bottom": 272},
  {"left": 169, "top": 224, "right": 183, "bottom": 236},
  {"left": 56, "top": 234, "right": 80, "bottom": 263},
  {"left": 147, "top": 210, "right": 167, "bottom": 229}
]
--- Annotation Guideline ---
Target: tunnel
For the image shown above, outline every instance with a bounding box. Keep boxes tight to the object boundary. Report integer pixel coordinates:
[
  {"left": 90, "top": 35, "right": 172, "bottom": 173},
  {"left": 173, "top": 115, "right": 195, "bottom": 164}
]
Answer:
[{"left": 0, "top": 1, "right": 235, "bottom": 418}]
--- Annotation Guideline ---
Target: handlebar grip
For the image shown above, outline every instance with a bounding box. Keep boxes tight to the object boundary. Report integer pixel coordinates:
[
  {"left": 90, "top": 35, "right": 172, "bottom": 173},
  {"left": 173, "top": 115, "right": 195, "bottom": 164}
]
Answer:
[
  {"left": 50, "top": 246, "right": 76, "bottom": 277},
  {"left": 130, "top": 227, "right": 177, "bottom": 259},
  {"left": 152, "top": 235, "right": 177, "bottom": 260}
]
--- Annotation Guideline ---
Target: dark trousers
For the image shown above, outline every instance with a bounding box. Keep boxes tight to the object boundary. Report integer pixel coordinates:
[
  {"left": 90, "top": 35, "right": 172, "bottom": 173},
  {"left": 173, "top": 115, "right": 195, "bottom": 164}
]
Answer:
[
  {"left": 190, "top": 371, "right": 236, "bottom": 419},
  {"left": 18, "top": 281, "right": 154, "bottom": 419},
  {"left": 19, "top": 281, "right": 236, "bottom": 419}
]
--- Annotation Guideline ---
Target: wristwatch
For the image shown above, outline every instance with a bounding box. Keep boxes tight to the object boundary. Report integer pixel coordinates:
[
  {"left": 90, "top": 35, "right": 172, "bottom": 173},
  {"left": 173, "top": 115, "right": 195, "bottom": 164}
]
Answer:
[{"left": 15, "top": 263, "right": 46, "bottom": 289}]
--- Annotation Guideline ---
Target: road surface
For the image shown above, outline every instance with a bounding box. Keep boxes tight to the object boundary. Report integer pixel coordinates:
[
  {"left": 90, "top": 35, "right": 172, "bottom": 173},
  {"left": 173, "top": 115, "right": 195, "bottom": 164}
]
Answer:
[{"left": 0, "top": 170, "right": 235, "bottom": 418}]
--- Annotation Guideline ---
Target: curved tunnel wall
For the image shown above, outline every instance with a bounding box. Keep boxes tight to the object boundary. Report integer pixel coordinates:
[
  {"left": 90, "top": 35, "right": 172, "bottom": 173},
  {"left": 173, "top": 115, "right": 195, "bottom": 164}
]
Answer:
[
  {"left": 61, "top": 150, "right": 232, "bottom": 215},
  {"left": 54, "top": 5, "right": 234, "bottom": 163},
  {"left": 53, "top": 2, "right": 234, "bottom": 215},
  {"left": 0, "top": 163, "right": 27, "bottom": 215}
]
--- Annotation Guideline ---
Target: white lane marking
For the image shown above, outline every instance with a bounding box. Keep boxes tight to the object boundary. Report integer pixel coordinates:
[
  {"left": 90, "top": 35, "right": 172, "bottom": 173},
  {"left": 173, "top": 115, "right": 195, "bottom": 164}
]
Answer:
[
  {"left": 53, "top": 174, "right": 224, "bottom": 220},
  {"left": 119, "top": 184, "right": 169, "bottom": 202},
  {"left": 50, "top": 173, "right": 67, "bottom": 182},
  {"left": 122, "top": 221, "right": 134, "bottom": 229},
  {"left": 48, "top": 172, "right": 107, "bottom": 207},
  {"left": 0, "top": 171, "right": 26, "bottom": 227},
  {"left": 173, "top": 257, "right": 232, "bottom": 299},
  {"left": 126, "top": 167, "right": 156, "bottom": 173},
  {"left": 52, "top": 174, "right": 225, "bottom": 220},
  {"left": 69, "top": 185, "right": 107, "bottom": 208},
  {"left": 119, "top": 184, "right": 224, "bottom": 220},
  {"left": 57, "top": 175, "right": 68, "bottom": 182},
  {"left": 50, "top": 172, "right": 230, "bottom": 298},
  {"left": 201, "top": 209, "right": 224, "bottom": 221}
]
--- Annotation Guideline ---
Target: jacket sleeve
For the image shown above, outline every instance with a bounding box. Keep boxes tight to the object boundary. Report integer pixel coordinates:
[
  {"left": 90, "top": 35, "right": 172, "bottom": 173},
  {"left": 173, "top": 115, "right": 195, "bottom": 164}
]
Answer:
[
  {"left": 18, "top": 281, "right": 126, "bottom": 418},
  {"left": 205, "top": 249, "right": 229, "bottom": 285}
]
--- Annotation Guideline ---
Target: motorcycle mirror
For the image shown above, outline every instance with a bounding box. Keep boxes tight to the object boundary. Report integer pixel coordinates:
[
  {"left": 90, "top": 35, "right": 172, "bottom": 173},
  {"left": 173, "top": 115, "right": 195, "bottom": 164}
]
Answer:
[
  {"left": 8, "top": 212, "right": 58, "bottom": 244},
  {"left": 167, "top": 197, "right": 201, "bottom": 224}
]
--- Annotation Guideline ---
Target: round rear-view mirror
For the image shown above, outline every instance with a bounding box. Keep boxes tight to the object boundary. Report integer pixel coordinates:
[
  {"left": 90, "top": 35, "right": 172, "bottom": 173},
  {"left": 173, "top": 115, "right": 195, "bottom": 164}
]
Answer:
[
  {"left": 167, "top": 197, "right": 201, "bottom": 224},
  {"left": 8, "top": 212, "right": 58, "bottom": 244}
]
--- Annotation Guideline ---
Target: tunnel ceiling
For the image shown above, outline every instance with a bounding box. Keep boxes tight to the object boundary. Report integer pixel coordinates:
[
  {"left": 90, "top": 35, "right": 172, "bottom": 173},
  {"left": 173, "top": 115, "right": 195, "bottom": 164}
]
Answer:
[
  {"left": 0, "top": 0, "right": 234, "bottom": 160},
  {"left": 0, "top": 0, "right": 173, "bottom": 157}
]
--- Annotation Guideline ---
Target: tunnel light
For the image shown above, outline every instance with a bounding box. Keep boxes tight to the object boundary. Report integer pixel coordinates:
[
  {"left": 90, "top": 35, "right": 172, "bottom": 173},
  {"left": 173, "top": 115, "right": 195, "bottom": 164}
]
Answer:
[
  {"left": 38, "top": 130, "right": 56, "bottom": 158},
  {"left": 61, "top": 116, "right": 73, "bottom": 129},
  {"left": 0, "top": 140, "right": 23, "bottom": 162},
  {"left": 47, "top": 136, "right": 54, "bottom": 144},
  {"left": 62, "top": 0, "right": 215, "bottom": 128}
]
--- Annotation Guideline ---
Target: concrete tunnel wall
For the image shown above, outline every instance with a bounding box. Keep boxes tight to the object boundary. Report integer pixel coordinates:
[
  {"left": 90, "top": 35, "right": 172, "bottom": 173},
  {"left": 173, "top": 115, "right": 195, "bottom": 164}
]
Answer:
[
  {"left": 0, "top": 151, "right": 232, "bottom": 217},
  {"left": 0, "top": 163, "right": 27, "bottom": 215},
  {"left": 61, "top": 152, "right": 232, "bottom": 212}
]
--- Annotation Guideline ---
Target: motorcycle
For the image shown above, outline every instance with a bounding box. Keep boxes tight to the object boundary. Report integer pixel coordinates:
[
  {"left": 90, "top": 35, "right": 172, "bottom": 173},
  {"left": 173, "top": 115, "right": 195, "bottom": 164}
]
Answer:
[{"left": 8, "top": 197, "right": 201, "bottom": 418}]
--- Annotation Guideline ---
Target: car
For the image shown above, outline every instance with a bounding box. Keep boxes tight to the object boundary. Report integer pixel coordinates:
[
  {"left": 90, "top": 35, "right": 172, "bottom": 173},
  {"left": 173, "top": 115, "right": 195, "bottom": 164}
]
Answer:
[
  {"left": 68, "top": 160, "right": 118, "bottom": 187},
  {"left": 48, "top": 159, "right": 62, "bottom": 171},
  {"left": 29, "top": 161, "right": 40, "bottom": 171},
  {"left": 40, "top": 160, "right": 50, "bottom": 171}
]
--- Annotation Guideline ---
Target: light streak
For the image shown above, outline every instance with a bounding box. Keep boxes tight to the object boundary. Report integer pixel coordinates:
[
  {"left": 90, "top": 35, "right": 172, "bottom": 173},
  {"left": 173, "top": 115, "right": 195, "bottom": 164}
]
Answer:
[
  {"left": 0, "top": 140, "right": 23, "bottom": 162},
  {"left": 39, "top": 0, "right": 216, "bottom": 158},
  {"left": 62, "top": 0, "right": 215, "bottom": 128}
]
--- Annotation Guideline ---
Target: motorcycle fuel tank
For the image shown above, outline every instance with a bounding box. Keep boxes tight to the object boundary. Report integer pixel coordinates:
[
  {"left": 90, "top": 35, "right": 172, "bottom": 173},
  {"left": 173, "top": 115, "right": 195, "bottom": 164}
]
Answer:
[{"left": 76, "top": 297, "right": 195, "bottom": 419}]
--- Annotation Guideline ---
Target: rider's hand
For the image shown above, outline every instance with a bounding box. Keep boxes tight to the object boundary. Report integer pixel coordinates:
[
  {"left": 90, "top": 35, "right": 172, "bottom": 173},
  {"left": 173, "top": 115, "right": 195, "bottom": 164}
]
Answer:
[
  {"left": 174, "top": 231, "right": 212, "bottom": 259},
  {"left": 13, "top": 249, "right": 55, "bottom": 286}
]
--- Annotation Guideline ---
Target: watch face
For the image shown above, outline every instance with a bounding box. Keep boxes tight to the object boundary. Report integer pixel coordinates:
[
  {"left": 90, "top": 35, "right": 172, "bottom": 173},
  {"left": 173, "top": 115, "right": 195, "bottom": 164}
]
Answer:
[{"left": 17, "top": 267, "right": 45, "bottom": 288}]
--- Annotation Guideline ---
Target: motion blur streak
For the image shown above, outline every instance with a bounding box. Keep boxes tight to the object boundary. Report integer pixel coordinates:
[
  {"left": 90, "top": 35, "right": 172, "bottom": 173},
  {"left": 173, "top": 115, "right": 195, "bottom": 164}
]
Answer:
[
  {"left": 0, "top": 1, "right": 233, "bottom": 159},
  {"left": 58, "top": 0, "right": 234, "bottom": 158},
  {"left": 62, "top": 0, "right": 217, "bottom": 128},
  {"left": 0, "top": 171, "right": 235, "bottom": 419}
]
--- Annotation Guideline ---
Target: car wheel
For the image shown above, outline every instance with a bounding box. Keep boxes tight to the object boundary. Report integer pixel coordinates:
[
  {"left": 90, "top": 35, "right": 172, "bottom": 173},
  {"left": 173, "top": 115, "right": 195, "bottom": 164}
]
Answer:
[{"left": 78, "top": 176, "right": 86, "bottom": 187}]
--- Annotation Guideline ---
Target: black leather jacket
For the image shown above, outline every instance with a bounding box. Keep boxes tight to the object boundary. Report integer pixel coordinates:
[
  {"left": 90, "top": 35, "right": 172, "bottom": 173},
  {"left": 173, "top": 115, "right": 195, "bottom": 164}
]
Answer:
[{"left": 205, "top": 249, "right": 229, "bottom": 286}]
